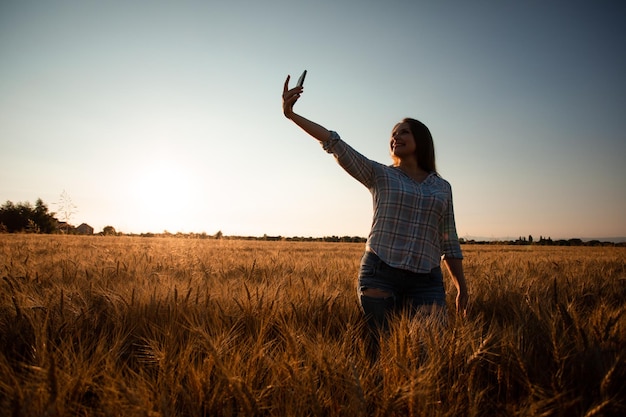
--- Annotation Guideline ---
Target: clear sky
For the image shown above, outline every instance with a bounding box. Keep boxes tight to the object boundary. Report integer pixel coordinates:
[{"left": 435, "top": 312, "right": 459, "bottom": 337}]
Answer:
[{"left": 1, "top": 1, "right": 625, "bottom": 239}]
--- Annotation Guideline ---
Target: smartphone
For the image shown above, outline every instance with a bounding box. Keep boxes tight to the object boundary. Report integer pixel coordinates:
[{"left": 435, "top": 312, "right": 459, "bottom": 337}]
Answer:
[{"left": 296, "top": 70, "right": 307, "bottom": 87}]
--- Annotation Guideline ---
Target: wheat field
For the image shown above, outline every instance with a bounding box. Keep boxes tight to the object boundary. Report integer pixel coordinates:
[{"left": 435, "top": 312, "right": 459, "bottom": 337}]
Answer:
[{"left": 1, "top": 235, "right": 625, "bottom": 416}]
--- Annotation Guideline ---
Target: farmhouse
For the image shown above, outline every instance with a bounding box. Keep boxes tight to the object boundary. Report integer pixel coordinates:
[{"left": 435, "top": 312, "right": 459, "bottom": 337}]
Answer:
[{"left": 76, "top": 223, "right": 94, "bottom": 235}]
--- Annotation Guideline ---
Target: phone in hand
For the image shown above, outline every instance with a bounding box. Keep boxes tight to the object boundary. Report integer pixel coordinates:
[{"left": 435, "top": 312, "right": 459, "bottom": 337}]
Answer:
[{"left": 296, "top": 70, "right": 307, "bottom": 87}]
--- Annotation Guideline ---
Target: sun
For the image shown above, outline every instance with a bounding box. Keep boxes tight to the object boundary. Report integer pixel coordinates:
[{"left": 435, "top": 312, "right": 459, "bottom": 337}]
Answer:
[{"left": 130, "top": 158, "right": 197, "bottom": 232}]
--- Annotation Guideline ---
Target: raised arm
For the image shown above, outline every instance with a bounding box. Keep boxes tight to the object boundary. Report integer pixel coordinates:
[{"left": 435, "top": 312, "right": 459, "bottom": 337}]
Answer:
[{"left": 282, "top": 75, "right": 332, "bottom": 143}]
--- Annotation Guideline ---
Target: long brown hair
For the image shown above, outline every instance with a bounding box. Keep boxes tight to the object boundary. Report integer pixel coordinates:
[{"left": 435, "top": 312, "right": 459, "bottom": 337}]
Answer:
[{"left": 391, "top": 118, "right": 437, "bottom": 173}]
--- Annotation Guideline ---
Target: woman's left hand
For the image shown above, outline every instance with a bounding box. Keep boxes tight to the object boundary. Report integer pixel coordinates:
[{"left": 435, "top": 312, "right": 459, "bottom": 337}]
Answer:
[{"left": 456, "top": 289, "right": 469, "bottom": 317}]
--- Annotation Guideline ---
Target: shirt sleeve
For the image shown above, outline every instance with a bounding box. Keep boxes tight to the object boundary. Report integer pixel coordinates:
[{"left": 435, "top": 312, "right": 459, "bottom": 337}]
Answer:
[
  {"left": 322, "top": 131, "right": 376, "bottom": 188},
  {"left": 440, "top": 186, "right": 464, "bottom": 260}
]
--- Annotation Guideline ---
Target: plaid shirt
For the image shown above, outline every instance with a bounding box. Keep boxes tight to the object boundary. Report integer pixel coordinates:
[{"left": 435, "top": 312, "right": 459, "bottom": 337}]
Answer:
[{"left": 323, "top": 131, "right": 463, "bottom": 273}]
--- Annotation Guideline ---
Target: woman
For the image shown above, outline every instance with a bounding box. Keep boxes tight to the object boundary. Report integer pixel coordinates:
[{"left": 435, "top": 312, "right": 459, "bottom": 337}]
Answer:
[{"left": 281, "top": 75, "right": 468, "bottom": 336}]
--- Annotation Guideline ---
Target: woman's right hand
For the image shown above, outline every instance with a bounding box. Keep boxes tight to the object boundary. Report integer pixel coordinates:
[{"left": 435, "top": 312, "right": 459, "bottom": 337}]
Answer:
[
  {"left": 281, "top": 76, "right": 331, "bottom": 142},
  {"left": 282, "top": 75, "right": 303, "bottom": 119}
]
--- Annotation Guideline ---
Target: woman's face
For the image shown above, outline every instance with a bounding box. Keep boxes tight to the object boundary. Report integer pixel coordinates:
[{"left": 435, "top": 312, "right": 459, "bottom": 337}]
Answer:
[{"left": 390, "top": 122, "right": 416, "bottom": 160}]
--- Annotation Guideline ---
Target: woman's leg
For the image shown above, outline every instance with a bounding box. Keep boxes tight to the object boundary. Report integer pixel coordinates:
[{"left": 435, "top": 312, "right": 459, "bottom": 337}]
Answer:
[
  {"left": 402, "top": 267, "right": 448, "bottom": 325},
  {"left": 357, "top": 252, "right": 397, "bottom": 360}
]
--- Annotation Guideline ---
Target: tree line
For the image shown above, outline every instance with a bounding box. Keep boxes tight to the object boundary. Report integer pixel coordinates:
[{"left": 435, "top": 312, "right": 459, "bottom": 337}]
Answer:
[
  {"left": 459, "top": 235, "right": 623, "bottom": 247},
  {"left": 2, "top": 199, "right": 622, "bottom": 246},
  {"left": 0, "top": 199, "right": 58, "bottom": 233},
  {"left": 0, "top": 198, "right": 111, "bottom": 235}
]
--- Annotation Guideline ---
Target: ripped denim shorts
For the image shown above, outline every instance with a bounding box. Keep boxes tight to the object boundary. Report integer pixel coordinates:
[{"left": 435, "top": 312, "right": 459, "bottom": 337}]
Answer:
[{"left": 358, "top": 251, "right": 446, "bottom": 330}]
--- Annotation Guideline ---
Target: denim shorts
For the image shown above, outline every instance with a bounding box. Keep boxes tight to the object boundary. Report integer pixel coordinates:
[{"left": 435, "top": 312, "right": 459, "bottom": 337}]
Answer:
[{"left": 358, "top": 251, "right": 446, "bottom": 324}]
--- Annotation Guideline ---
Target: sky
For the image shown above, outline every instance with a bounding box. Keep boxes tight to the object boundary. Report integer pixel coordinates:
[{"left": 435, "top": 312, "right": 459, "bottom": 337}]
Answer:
[{"left": 1, "top": 0, "right": 625, "bottom": 240}]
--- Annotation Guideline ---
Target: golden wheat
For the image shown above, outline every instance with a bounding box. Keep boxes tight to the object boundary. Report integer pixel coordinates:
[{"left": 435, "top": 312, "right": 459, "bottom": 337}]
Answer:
[{"left": 1, "top": 235, "right": 625, "bottom": 416}]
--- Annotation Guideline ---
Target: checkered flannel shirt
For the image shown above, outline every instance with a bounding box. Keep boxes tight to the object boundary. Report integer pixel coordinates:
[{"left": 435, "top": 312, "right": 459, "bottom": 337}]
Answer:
[{"left": 323, "top": 131, "right": 463, "bottom": 273}]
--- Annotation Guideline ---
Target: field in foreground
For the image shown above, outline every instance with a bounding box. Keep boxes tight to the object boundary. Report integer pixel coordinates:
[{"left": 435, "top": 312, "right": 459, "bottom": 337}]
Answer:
[{"left": 1, "top": 235, "right": 625, "bottom": 417}]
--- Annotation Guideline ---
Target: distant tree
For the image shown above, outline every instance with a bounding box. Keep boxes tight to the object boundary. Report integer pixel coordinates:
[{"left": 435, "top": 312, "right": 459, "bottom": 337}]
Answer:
[
  {"left": 528, "top": 235, "right": 533, "bottom": 244},
  {"left": 0, "top": 201, "right": 26, "bottom": 232},
  {"left": 514, "top": 236, "right": 529, "bottom": 245},
  {"left": 33, "top": 198, "right": 57, "bottom": 233},
  {"left": 0, "top": 199, "right": 58, "bottom": 233},
  {"left": 56, "top": 190, "right": 78, "bottom": 233},
  {"left": 538, "top": 236, "right": 553, "bottom": 245},
  {"left": 102, "top": 226, "right": 117, "bottom": 236}
]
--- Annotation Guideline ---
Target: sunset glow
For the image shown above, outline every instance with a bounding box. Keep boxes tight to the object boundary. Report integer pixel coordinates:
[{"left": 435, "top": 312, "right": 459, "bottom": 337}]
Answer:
[{"left": 1, "top": 1, "right": 624, "bottom": 239}]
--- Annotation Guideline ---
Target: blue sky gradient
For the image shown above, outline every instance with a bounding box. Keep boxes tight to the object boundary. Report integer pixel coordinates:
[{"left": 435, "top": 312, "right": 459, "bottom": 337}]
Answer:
[{"left": 1, "top": 1, "right": 625, "bottom": 239}]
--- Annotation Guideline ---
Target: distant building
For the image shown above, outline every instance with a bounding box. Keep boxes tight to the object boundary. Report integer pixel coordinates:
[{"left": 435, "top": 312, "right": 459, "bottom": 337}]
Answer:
[
  {"left": 76, "top": 223, "right": 94, "bottom": 235},
  {"left": 57, "top": 221, "right": 71, "bottom": 234}
]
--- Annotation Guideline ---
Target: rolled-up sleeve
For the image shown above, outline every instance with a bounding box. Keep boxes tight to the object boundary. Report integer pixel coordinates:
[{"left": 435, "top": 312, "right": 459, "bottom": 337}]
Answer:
[
  {"left": 440, "top": 190, "right": 463, "bottom": 260},
  {"left": 322, "top": 131, "right": 375, "bottom": 188}
]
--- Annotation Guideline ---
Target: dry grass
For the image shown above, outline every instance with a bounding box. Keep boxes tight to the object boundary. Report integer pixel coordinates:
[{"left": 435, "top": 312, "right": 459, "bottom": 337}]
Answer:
[{"left": 1, "top": 235, "right": 625, "bottom": 416}]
